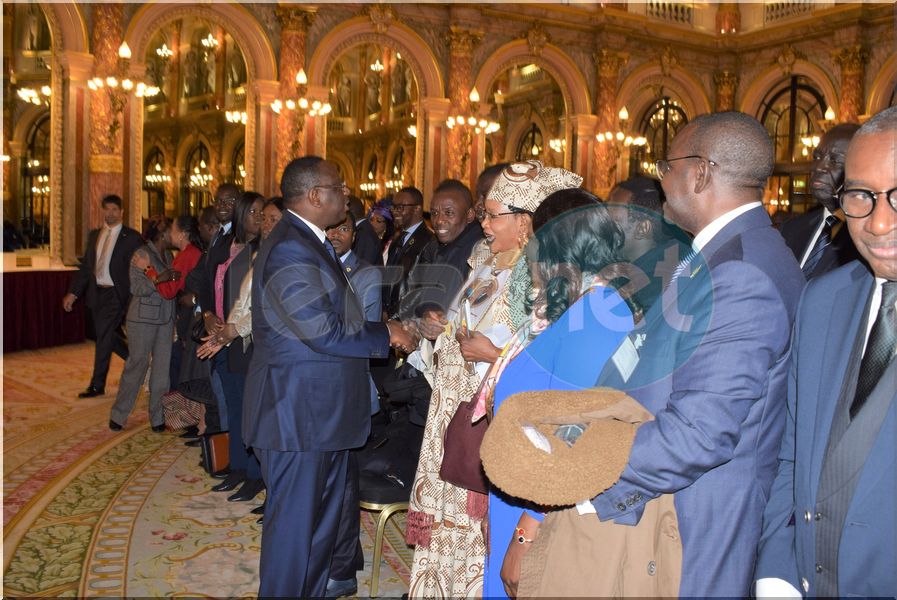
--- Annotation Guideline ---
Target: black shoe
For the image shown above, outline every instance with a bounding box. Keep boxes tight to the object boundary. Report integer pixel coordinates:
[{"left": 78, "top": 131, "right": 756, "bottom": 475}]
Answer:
[
  {"left": 184, "top": 438, "right": 202, "bottom": 447},
  {"left": 256, "top": 516, "right": 264, "bottom": 525},
  {"left": 250, "top": 502, "right": 265, "bottom": 515},
  {"left": 228, "top": 478, "right": 264, "bottom": 502},
  {"left": 108, "top": 420, "right": 123, "bottom": 431},
  {"left": 211, "top": 470, "right": 245, "bottom": 492},
  {"left": 179, "top": 426, "right": 200, "bottom": 439},
  {"left": 80, "top": 386, "right": 105, "bottom": 398},
  {"left": 325, "top": 577, "right": 358, "bottom": 598},
  {"left": 211, "top": 468, "right": 231, "bottom": 479},
  {"left": 151, "top": 424, "right": 166, "bottom": 433}
]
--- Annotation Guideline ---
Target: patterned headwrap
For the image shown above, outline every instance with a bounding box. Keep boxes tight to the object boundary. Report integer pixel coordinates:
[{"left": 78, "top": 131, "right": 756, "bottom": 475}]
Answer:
[
  {"left": 368, "top": 199, "right": 393, "bottom": 222},
  {"left": 487, "top": 160, "right": 584, "bottom": 213}
]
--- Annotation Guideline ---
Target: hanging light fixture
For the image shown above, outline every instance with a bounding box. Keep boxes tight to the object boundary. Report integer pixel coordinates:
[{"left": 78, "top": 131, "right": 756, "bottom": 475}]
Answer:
[
  {"left": 595, "top": 106, "right": 647, "bottom": 148},
  {"left": 270, "top": 68, "right": 332, "bottom": 118},
  {"left": 446, "top": 87, "right": 500, "bottom": 135}
]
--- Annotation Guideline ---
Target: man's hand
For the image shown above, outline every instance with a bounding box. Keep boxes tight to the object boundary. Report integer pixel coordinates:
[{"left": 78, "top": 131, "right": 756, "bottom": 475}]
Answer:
[
  {"left": 456, "top": 330, "right": 501, "bottom": 364},
  {"left": 62, "top": 293, "right": 77, "bottom": 312},
  {"left": 500, "top": 513, "right": 541, "bottom": 598},
  {"left": 203, "top": 311, "right": 224, "bottom": 335},
  {"left": 131, "top": 251, "right": 150, "bottom": 271},
  {"left": 419, "top": 309, "right": 448, "bottom": 341},
  {"left": 386, "top": 320, "right": 416, "bottom": 353}
]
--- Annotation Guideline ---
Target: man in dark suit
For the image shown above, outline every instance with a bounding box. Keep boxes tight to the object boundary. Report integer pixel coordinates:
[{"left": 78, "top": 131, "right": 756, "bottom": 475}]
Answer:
[
  {"left": 347, "top": 195, "right": 382, "bottom": 266},
  {"left": 383, "top": 186, "right": 432, "bottom": 317},
  {"left": 579, "top": 113, "right": 805, "bottom": 596},
  {"left": 326, "top": 210, "right": 383, "bottom": 598},
  {"left": 780, "top": 123, "right": 861, "bottom": 280},
  {"left": 63, "top": 194, "right": 143, "bottom": 397},
  {"left": 756, "top": 106, "right": 897, "bottom": 597},
  {"left": 242, "top": 156, "right": 412, "bottom": 597}
]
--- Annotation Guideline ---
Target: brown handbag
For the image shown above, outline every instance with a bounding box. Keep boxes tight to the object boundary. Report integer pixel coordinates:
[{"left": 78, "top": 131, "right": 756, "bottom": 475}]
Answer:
[{"left": 439, "top": 399, "right": 490, "bottom": 494}]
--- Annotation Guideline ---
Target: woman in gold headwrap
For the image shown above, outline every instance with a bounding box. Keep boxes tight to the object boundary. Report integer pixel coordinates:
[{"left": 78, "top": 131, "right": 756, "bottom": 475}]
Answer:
[{"left": 405, "top": 161, "right": 583, "bottom": 598}]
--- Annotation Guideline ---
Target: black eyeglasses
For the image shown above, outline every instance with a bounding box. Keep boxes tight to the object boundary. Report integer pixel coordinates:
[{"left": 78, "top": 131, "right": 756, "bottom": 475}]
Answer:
[
  {"left": 391, "top": 203, "right": 419, "bottom": 212},
  {"left": 482, "top": 210, "right": 519, "bottom": 222},
  {"left": 314, "top": 182, "right": 349, "bottom": 194},
  {"left": 215, "top": 196, "right": 237, "bottom": 206},
  {"left": 655, "top": 155, "right": 718, "bottom": 181},
  {"left": 839, "top": 187, "right": 897, "bottom": 218}
]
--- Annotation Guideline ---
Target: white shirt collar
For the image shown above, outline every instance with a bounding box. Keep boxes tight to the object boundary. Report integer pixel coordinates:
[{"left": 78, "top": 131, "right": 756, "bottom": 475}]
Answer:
[
  {"left": 340, "top": 249, "right": 353, "bottom": 264},
  {"left": 219, "top": 221, "right": 233, "bottom": 234},
  {"left": 105, "top": 222, "right": 123, "bottom": 235},
  {"left": 692, "top": 202, "right": 762, "bottom": 252},
  {"left": 288, "top": 209, "right": 327, "bottom": 244}
]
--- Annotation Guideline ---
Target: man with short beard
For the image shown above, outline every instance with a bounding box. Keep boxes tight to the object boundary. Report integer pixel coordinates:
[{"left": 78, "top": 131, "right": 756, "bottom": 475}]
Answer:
[{"left": 780, "top": 123, "right": 861, "bottom": 280}]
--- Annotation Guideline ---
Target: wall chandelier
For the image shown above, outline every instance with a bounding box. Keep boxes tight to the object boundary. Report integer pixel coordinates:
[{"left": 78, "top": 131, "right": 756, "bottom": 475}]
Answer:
[
  {"left": 446, "top": 88, "right": 500, "bottom": 135},
  {"left": 595, "top": 106, "right": 647, "bottom": 148},
  {"left": 270, "top": 69, "right": 332, "bottom": 118}
]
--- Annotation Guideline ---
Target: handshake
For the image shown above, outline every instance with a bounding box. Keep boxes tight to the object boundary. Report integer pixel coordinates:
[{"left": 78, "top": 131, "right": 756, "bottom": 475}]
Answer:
[{"left": 385, "top": 320, "right": 418, "bottom": 354}]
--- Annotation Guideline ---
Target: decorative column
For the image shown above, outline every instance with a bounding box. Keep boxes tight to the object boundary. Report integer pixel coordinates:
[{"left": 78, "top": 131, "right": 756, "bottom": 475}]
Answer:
[
  {"left": 446, "top": 27, "right": 480, "bottom": 184},
  {"left": 592, "top": 49, "right": 627, "bottom": 196},
  {"left": 274, "top": 6, "right": 315, "bottom": 180},
  {"left": 2, "top": 3, "right": 12, "bottom": 222},
  {"left": 419, "top": 97, "right": 451, "bottom": 198},
  {"left": 570, "top": 114, "right": 598, "bottom": 185},
  {"left": 833, "top": 45, "right": 867, "bottom": 123},
  {"left": 252, "top": 79, "right": 281, "bottom": 197},
  {"left": 714, "top": 71, "right": 738, "bottom": 112},
  {"left": 88, "top": 4, "right": 126, "bottom": 228}
]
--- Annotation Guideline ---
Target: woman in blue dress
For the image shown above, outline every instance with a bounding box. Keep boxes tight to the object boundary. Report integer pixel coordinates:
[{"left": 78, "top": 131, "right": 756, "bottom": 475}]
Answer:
[{"left": 479, "top": 189, "right": 639, "bottom": 598}]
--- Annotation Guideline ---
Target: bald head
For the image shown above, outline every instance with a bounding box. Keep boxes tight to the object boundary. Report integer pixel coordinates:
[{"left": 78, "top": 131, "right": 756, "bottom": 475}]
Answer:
[{"left": 810, "top": 123, "right": 860, "bottom": 210}]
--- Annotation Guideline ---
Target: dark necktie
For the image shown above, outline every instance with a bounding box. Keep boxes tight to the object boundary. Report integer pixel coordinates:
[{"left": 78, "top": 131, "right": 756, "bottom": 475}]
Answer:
[
  {"left": 802, "top": 214, "right": 839, "bottom": 278},
  {"left": 324, "top": 238, "right": 339, "bottom": 263},
  {"left": 850, "top": 280, "right": 897, "bottom": 418},
  {"left": 664, "top": 249, "right": 697, "bottom": 292}
]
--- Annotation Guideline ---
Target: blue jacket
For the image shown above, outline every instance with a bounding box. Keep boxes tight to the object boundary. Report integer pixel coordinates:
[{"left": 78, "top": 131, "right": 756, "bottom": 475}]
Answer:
[
  {"left": 242, "top": 211, "right": 389, "bottom": 452},
  {"left": 596, "top": 206, "right": 805, "bottom": 596},
  {"left": 756, "top": 261, "right": 897, "bottom": 596}
]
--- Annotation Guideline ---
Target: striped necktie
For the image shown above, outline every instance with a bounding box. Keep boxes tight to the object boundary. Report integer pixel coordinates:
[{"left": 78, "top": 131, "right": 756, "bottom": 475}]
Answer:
[
  {"left": 802, "top": 214, "right": 839, "bottom": 278},
  {"left": 850, "top": 280, "right": 897, "bottom": 418}
]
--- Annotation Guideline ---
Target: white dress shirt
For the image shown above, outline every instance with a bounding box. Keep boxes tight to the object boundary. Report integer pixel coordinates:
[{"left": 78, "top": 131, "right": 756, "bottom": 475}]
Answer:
[{"left": 95, "top": 222, "right": 123, "bottom": 287}]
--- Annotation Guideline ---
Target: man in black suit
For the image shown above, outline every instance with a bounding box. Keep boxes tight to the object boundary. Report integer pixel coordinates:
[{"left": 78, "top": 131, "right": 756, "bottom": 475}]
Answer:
[
  {"left": 383, "top": 186, "right": 433, "bottom": 317},
  {"left": 63, "top": 195, "right": 143, "bottom": 398},
  {"left": 780, "top": 123, "right": 861, "bottom": 280},
  {"left": 347, "top": 195, "right": 382, "bottom": 266}
]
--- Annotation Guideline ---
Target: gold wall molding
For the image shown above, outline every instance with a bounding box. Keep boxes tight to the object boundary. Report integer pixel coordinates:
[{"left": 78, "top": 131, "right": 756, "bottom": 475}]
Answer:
[{"left": 89, "top": 155, "right": 124, "bottom": 174}]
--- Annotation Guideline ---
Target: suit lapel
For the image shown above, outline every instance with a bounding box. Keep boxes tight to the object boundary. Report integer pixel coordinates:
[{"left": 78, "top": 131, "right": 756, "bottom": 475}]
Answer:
[{"left": 809, "top": 264, "right": 874, "bottom": 486}]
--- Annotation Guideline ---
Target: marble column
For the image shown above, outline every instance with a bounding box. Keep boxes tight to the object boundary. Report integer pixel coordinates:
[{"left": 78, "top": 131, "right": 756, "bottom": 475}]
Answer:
[
  {"left": 2, "top": 4, "right": 12, "bottom": 221},
  {"left": 446, "top": 28, "right": 480, "bottom": 186},
  {"left": 714, "top": 71, "right": 738, "bottom": 112},
  {"left": 88, "top": 3, "right": 125, "bottom": 228},
  {"left": 834, "top": 45, "right": 867, "bottom": 123},
  {"left": 274, "top": 6, "right": 314, "bottom": 181},
  {"left": 571, "top": 113, "right": 598, "bottom": 185},
  {"left": 592, "top": 49, "right": 627, "bottom": 196},
  {"left": 420, "top": 97, "right": 451, "bottom": 199}
]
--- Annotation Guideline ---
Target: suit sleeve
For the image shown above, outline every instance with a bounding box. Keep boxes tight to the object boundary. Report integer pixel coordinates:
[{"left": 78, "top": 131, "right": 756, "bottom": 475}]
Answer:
[
  {"left": 68, "top": 231, "right": 95, "bottom": 298},
  {"left": 592, "top": 260, "right": 794, "bottom": 521},
  {"left": 128, "top": 250, "right": 157, "bottom": 298},
  {"left": 355, "top": 266, "right": 383, "bottom": 322},
  {"left": 260, "top": 238, "right": 389, "bottom": 358},
  {"left": 755, "top": 297, "right": 804, "bottom": 587}
]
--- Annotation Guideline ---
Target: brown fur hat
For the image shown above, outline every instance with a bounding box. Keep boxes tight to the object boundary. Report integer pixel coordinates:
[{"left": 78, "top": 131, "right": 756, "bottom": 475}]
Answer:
[{"left": 480, "top": 387, "right": 652, "bottom": 507}]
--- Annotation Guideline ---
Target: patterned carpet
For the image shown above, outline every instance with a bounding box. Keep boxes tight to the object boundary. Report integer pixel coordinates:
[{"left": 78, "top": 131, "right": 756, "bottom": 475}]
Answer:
[{"left": 3, "top": 342, "right": 412, "bottom": 597}]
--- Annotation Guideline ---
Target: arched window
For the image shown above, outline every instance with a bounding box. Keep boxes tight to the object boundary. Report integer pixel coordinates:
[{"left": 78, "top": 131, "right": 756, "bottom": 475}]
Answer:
[
  {"left": 631, "top": 96, "right": 688, "bottom": 177},
  {"left": 143, "top": 147, "right": 168, "bottom": 217},
  {"left": 22, "top": 115, "right": 51, "bottom": 245},
  {"left": 183, "top": 143, "right": 212, "bottom": 215},
  {"left": 516, "top": 123, "right": 543, "bottom": 161},
  {"left": 231, "top": 142, "right": 245, "bottom": 187},
  {"left": 758, "top": 76, "right": 828, "bottom": 215}
]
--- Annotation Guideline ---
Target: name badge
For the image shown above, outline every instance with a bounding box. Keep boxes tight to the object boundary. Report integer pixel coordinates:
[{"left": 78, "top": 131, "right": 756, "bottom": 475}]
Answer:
[{"left": 611, "top": 334, "right": 641, "bottom": 383}]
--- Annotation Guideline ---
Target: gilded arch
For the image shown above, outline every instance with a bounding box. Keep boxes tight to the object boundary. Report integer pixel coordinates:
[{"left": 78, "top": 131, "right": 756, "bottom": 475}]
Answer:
[
  {"left": 618, "top": 62, "right": 711, "bottom": 122},
  {"left": 472, "top": 40, "right": 591, "bottom": 118},
  {"left": 740, "top": 61, "right": 838, "bottom": 119},
  {"left": 868, "top": 53, "right": 897, "bottom": 115}
]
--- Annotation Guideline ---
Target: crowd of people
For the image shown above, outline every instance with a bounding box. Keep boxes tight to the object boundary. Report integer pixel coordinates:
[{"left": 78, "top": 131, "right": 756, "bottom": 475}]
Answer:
[{"left": 61, "top": 106, "right": 896, "bottom": 598}]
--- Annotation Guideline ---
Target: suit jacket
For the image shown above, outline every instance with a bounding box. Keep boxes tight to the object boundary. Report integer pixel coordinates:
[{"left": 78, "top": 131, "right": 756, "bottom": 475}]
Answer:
[
  {"left": 595, "top": 206, "right": 805, "bottom": 596},
  {"left": 383, "top": 221, "right": 433, "bottom": 316},
  {"left": 353, "top": 218, "right": 384, "bottom": 266},
  {"left": 191, "top": 226, "right": 235, "bottom": 314},
  {"left": 343, "top": 250, "right": 383, "bottom": 414},
  {"left": 780, "top": 207, "right": 861, "bottom": 279},
  {"left": 224, "top": 240, "right": 258, "bottom": 374},
  {"left": 125, "top": 242, "right": 174, "bottom": 325},
  {"left": 242, "top": 211, "right": 389, "bottom": 452},
  {"left": 756, "top": 262, "right": 896, "bottom": 596},
  {"left": 69, "top": 225, "right": 143, "bottom": 308}
]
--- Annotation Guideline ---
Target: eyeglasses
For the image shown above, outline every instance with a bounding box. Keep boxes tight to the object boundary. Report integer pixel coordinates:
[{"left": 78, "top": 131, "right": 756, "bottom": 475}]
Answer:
[
  {"left": 314, "top": 182, "right": 349, "bottom": 194},
  {"left": 482, "top": 210, "right": 519, "bottom": 222},
  {"left": 655, "top": 155, "right": 718, "bottom": 181},
  {"left": 391, "top": 203, "right": 419, "bottom": 212},
  {"left": 215, "top": 196, "right": 237, "bottom": 206},
  {"left": 839, "top": 187, "right": 897, "bottom": 219}
]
